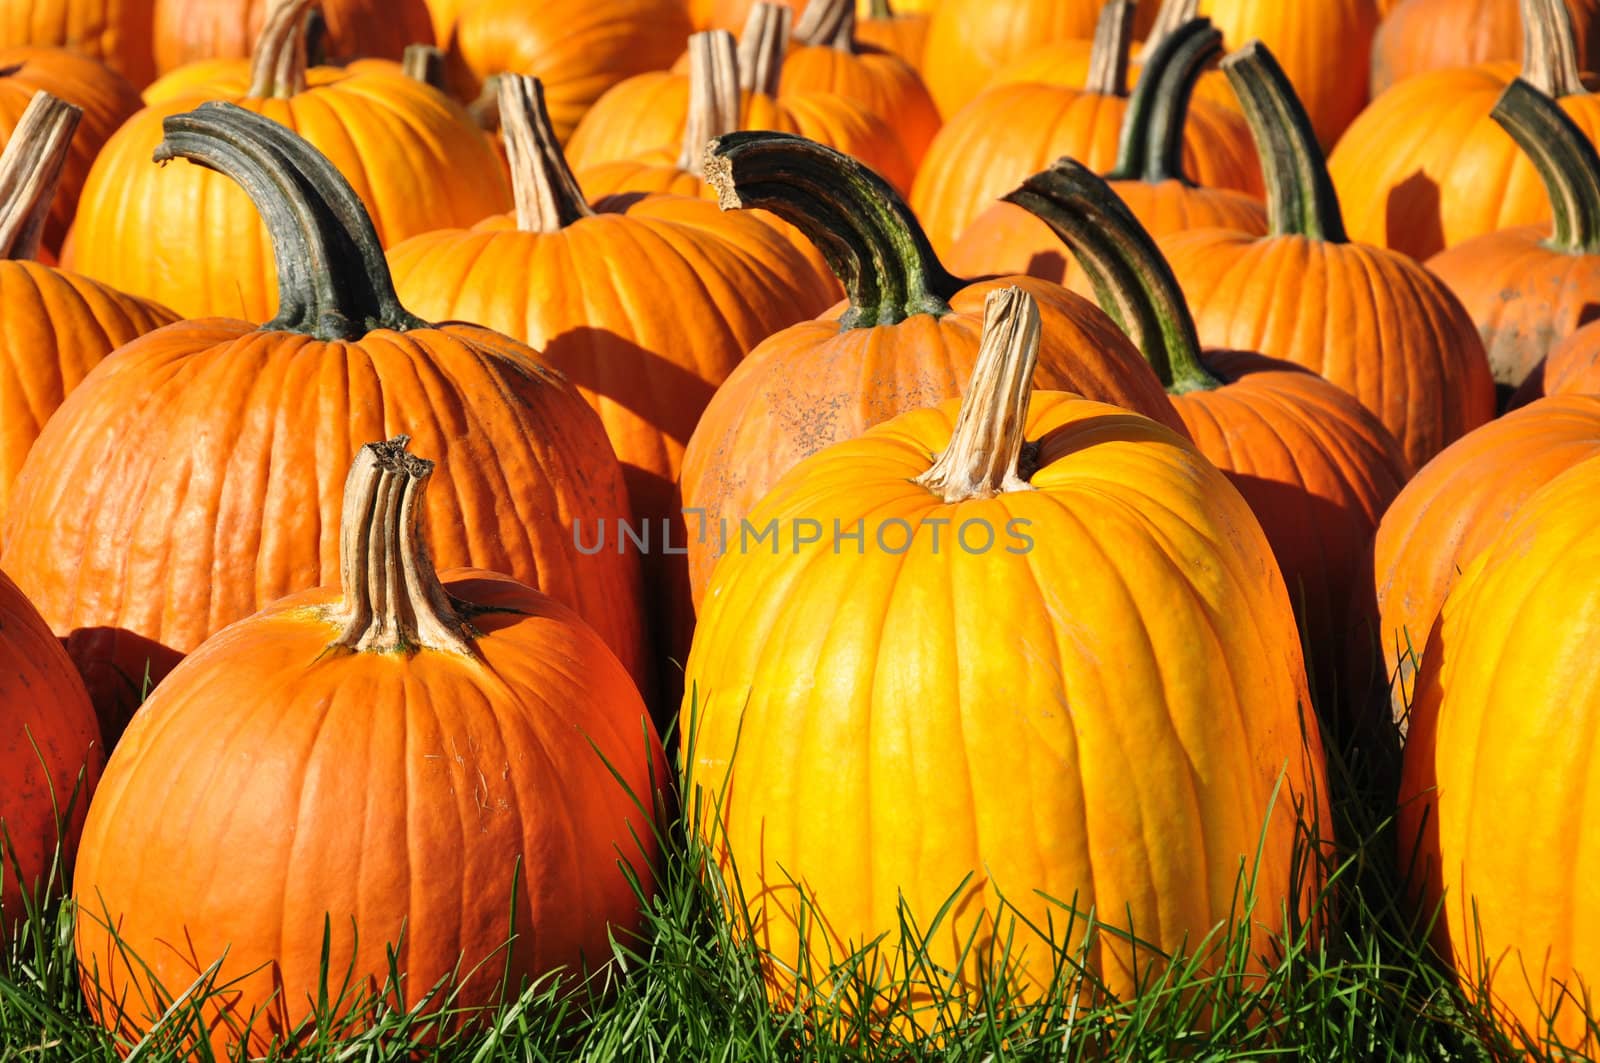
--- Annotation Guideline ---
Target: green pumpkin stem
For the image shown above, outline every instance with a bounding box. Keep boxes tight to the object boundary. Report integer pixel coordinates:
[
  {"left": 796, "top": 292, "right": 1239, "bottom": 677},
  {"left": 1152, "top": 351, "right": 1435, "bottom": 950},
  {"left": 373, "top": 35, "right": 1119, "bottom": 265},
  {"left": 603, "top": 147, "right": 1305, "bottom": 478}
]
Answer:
[
  {"left": 0, "top": 92, "right": 81, "bottom": 261},
  {"left": 1086, "top": 0, "right": 1138, "bottom": 97},
  {"left": 739, "top": 3, "right": 793, "bottom": 95},
  {"left": 868, "top": 0, "right": 894, "bottom": 16},
  {"left": 1222, "top": 41, "right": 1347, "bottom": 243},
  {"left": 1005, "top": 159, "right": 1221, "bottom": 394},
  {"left": 331, "top": 436, "right": 477, "bottom": 656},
  {"left": 1522, "top": 0, "right": 1586, "bottom": 98},
  {"left": 501, "top": 76, "right": 594, "bottom": 231},
  {"left": 402, "top": 44, "right": 447, "bottom": 92},
  {"left": 705, "top": 131, "right": 963, "bottom": 328},
  {"left": 1493, "top": 78, "right": 1600, "bottom": 254},
  {"left": 793, "top": 0, "right": 855, "bottom": 50},
  {"left": 914, "top": 286, "right": 1041, "bottom": 501},
  {"left": 682, "top": 31, "right": 744, "bottom": 174},
  {"left": 247, "top": 0, "right": 316, "bottom": 99},
  {"left": 1144, "top": 0, "right": 1198, "bottom": 55},
  {"left": 1107, "top": 17, "right": 1222, "bottom": 184},
  {"left": 154, "top": 101, "right": 428, "bottom": 338}
]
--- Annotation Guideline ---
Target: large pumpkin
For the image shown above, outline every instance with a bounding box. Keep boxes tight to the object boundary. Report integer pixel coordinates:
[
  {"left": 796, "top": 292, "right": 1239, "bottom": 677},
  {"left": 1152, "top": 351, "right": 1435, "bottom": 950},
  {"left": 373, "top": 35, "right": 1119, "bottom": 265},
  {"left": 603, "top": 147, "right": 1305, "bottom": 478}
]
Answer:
[
  {"left": 679, "top": 131, "right": 1187, "bottom": 606},
  {"left": 74, "top": 437, "right": 666, "bottom": 1057},
  {"left": 1371, "top": 0, "right": 1600, "bottom": 96},
  {"left": 1397, "top": 454, "right": 1600, "bottom": 1057},
  {"left": 1158, "top": 42, "right": 1495, "bottom": 470},
  {"left": 0, "top": 0, "right": 154, "bottom": 86},
  {"left": 151, "top": 0, "right": 436, "bottom": 75},
  {"left": 682, "top": 282, "right": 1330, "bottom": 1020},
  {"left": 3, "top": 102, "right": 642, "bottom": 743},
  {"left": 62, "top": 0, "right": 510, "bottom": 322}
]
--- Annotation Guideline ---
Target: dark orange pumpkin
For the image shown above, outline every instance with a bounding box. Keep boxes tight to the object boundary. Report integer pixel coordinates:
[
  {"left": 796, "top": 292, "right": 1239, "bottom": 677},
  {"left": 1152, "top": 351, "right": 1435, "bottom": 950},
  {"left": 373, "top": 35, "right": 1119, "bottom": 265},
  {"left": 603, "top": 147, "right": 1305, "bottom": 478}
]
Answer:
[
  {"left": 3, "top": 102, "right": 643, "bottom": 744},
  {"left": 0, "top": 0, "right": 155, "bottom": 86},
  {"left": 1370, "top": 0, "right": 1600, "bottom": 96},
  {"left": 151, "top": 0, "right": 436, "bottom": 75}
]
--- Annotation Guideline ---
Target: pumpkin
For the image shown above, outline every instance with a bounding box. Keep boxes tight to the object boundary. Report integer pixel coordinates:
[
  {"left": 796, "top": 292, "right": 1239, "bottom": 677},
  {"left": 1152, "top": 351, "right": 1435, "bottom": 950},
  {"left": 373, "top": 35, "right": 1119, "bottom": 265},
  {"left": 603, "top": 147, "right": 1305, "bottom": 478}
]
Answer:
[
  {"left": 854, "top": 0, "right": 931, "bottom": 68},
  {"left": 779, "top": 0, "right": 940, "bottom": 168},
  {"left": 1158, "top": 43, "right": 1495, "bottom": 471},
  {"left": 0, "top": 0, "right": 155, "bottom": 86},
  {"left": 679, "top": 132, "right": 1186, "bottom": 606},
  {"left": 702, "top": 0, "right": 810, "bottom": 30},
  {"left": 446, "top": 0, "right": 691, "bottom": 144},
  {"left": 62, "top": 0, "right": 510, "bottom": 322},
  {"left": 1396, "top": 453, "right": 1600, "bottom": 1057},
  {"left": 1426, "top": 78, "right": 1600, "bottom": 397},
  {"left": 0, "top": 48, "right": 139, "bottom": 255},
  {"left": 0, "top": 93, "right": 178, "bottom": 520},
  {"left": 910, "top": 0, "right": 1259, "bottom": 260},
  {"left": 681, "top": 281, "right": 1330, "bottom": 1020},
  {"left": 1511, "top": 317, "right": 1600, "bottom": 403},
  {"left": 151, "top": 0, "right": 435, "bottom": 76},
  {"left": 74, "top": 436, "right": 666, "bottom": 1057},
  {"left": 1329, "top": 0, "right": 1600, "bottom": 261},
  {"left": 386, "top": 76, "right": 838, "bottom": 706},
  {"left": 1371, "top": 0, "right": 1600, "bottom": 96},
  {"left": 947, "top": 17, "right": 1267, "bottom": 291},
  {"left": 3, "top": 102, "right": 642, "bottom": 743}
]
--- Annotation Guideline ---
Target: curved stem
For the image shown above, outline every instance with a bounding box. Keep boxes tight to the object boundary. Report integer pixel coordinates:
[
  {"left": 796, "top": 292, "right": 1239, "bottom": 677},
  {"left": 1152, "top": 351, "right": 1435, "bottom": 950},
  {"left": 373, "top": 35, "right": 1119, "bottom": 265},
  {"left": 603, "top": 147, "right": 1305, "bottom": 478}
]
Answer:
[
  {"left": 682, "top": 31, "right": 743, "bottom": 174},
  {"left": 706, "top": 131, "right": 963, "bottom": 327},
  {"left": 1494, "top": 78, "right": 1600, "bottom": 254},
  {"left": 501, "top": 76, "right": 593, "bottom": 232},
  {"left": 1004, "top": 159, "right": 1220, "bottom": 394},
  {"left": 247, "top": 0, "right": 316, "bottom": 99},
  {"left": 331, "top": 436, "right": 477, "bottom": 656},
  {"left": 1222, "top": 41, "right": 1347, "bottom": 243},
  {"left": 154, "top": 101, "right": 428, "bottom": 337},
  {"left": 1521, "top": 0, "right": 1586, "bottom": 98},
  {"left": 1085, "top": 0, "right": 1137, "bottom": 97},
  {"left": 793, "top": 0, "right": 855, "bottom": 50},
  {"left": 914, "top": 286, "right": 1040, "bottom": 501},
  {"left": 1144, "top": 0, "right": 1198, "bottom": 55},
  {"left": 402, "top": 44, "right": 447, "bottom": 92},
  {"left": 0, "top": 92, "right": 81, "bottom": 261},
  {"left": 738, "top": 3, "right": 791, "bottom": 95},
  {"left": 1107, "top": 17, "right": 1220, "bottom": 184}
]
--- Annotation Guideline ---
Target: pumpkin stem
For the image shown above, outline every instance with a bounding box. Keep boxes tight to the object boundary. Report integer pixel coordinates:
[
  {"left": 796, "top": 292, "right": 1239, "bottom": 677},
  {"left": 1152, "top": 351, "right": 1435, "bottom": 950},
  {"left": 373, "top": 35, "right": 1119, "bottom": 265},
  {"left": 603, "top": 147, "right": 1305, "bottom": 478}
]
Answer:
[
  {"left": 739, "top": 3, "right": 792, "bottom": 95},
  {"left": 247, "top": 0, "right": 317, "bottom": 99},
  {"left": 705, "top": 131, "right": 963, "bottom": 327},
  {"left": 1144, "top": 0, "right": 1199, "bottom": 54},
  {"left": 1085, "top": 0, "right": 1138, "bottom": 97},
  {"left": 1107, "top": 17, "right": 1221, "bottom": 184},
  {"left": 402, "top": 43, "right": 447, "bottom": 92},
  {"left": 868, "top": 0, "right": 894, "bottom": 16},
  {"left": 1005, "top": 159, "right": 1221, "bottom": 394},
  {"left": 682, "top": 31, "right": 744, "bottom": 174},
  {"left": 0, "top": 92, "right": 81, "bottom": 262},
  {"left": 154, "top": 101, "right": 429, "bottom": 338},
  {"left": 1493, "top": 78, "right": 1600, "bottom": 254},
  {"left": 330, "top": 437, "right": 477, "bottom": 657},
  {"left": 793, "top": 0, "right": 855, "bottom": 50},
  {"left": 913, "top": 286, "right": 1041, "bottom": 501},
  {"left": 1222, "top": 41, "right": 1347, "bottom": 243},
  {"left": 501, "top": 76, "right": 594, "bottom": 232},
  {"left": 1521, "top": 0, "right": 1586, "bottom": 98}
]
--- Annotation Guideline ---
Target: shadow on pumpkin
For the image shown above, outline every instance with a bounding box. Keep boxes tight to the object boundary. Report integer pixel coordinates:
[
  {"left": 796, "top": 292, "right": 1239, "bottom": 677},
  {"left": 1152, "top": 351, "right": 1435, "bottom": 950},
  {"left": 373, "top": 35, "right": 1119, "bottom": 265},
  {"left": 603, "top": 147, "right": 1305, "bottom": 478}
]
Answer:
[
  {"left": 61, "top": 627, "right": 183, "bottom": 753},
  {"left": 1386, "top": 171, "right": 1442, "bottom": 258}
]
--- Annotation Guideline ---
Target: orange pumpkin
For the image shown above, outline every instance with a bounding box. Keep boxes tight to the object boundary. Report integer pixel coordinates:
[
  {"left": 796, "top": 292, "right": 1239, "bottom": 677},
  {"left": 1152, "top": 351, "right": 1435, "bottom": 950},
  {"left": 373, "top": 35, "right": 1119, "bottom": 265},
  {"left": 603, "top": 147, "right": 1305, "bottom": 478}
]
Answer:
[
  {"left": 679, "top": 132, "right": 1186, "bottom": 606},
  {"left": 1511, "top": 317, "right": 1600, "bottom": 403},
  {"left": 854, "top": 0, "right": 930, "bottom": 67},
  {"left": 62, "top": 0, "right": 510, "bottom": 322},
  {"left": 1371, "top": 0, "right": 1600, "bottom": 96},
  {"left": 1158, "top": 43, "right": 1495, "bottom": 470},
  {"left": 74, "top": 437, "right": 666, "bottom": 1057},
  {"left": 911, "top": 0, "right": 1259, "bottom": 259},
  {"left": 151, "top": 0, "right": 435, "bottom": 76},
  {"left": 1329, "top": 0, "right": 1600, "bottom": 261},
  {"left": 0, "top": 0, "right": 155, "bottom": 86},
  {"left": 3, "top": 102, "right": 642, "bottom": 743},
  {"left": 947, "top": 17, "right": 1267, "bottom": 291}
]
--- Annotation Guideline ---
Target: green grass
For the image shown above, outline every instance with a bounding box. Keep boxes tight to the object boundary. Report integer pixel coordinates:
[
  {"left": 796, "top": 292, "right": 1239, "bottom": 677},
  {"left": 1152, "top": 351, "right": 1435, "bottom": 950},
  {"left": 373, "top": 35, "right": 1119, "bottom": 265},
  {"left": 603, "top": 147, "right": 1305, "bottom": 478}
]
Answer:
[{"left": 0, "top": 679, "right": 1594, "bottom": 1062}]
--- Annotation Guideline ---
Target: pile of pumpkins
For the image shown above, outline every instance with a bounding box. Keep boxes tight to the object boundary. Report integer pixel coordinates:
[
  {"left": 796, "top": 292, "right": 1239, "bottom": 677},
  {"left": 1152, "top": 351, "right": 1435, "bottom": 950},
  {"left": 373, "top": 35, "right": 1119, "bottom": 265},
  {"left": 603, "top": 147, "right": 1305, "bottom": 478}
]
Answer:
[{"left": 0, "top": 0, "right": 1595, "bottom": 1054}]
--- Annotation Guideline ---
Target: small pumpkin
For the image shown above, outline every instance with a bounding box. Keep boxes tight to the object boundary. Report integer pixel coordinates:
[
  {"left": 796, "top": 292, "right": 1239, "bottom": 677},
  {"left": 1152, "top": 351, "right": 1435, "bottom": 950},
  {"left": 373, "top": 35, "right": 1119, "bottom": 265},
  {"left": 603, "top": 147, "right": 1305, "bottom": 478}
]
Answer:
[
  {"left": 1510, "top": 317, "right": 1600, "bottom": 403},
  {"left": 1370, "top": 0, "right": 1600, "bottom": 96},
  {"left": 1158, "top": 42, "right": 1495, "bottom": 470},
  {"left": 854, "top": 0, "right": 931, "bottom": 68},
  {"left": 151, "top": 0, "right": 435, "bottom": 76},
  {"left": 0, "top": 0, "right": 155, "bottom": 86},
  {"left": 4, "top": 102, "right": 642, "bottom": 743},
  {"left": 74, "top": 436, "right": 666, "bottom": 1057}
]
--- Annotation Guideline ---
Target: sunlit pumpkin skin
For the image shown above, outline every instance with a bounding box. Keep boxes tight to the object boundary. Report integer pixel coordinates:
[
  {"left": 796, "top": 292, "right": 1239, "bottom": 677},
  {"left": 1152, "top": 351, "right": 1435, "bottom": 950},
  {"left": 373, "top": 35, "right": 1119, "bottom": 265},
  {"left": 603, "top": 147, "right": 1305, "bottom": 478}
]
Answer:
[
  {"left": 4, "top": 103, "right": 643, "bottom": 744},
  {"left": 448, "top": 0, "right": 691, "bottom": 143},
  {"left": 854, "top": 0, "right": 930, "bottom": 67},
  {"left": 1425, "top": 78, "right": 1600, "bottom": 394},
  {"left": 1330, "top": 0, "right": 1600, "bottom": 261},
  {"left": 0, "top": 0, "right": 154, "bottom": 86},
  {"left": 0, "top": 48, "right": 139, "bottom": 256},
  {"left": 74, "top": 438, "right": 666, "bottom": 1058},
  {"left": 683, "top": 284, "right": 1330, "bottom": 1022},
  {"left": 947, "top": 19, "right": 1267, "bottom": 292},
  {"left": 1368, "top": 394, "right": 1600, "bottom": 728},
  {"left": 1511, "top": 316, "right": 1600, "bottom": 403},
  {"left": 62, "top": 0, "right": 511, "bottom": 322},
  {"left": 1397, "top": 454, "right": 1600, "bottom": 1057},
  {"left": 680, "top": 133, "right": 1186, "bottom": 606},
  {"left": 911, "top": 2, "right": 1260, "bottom": 259},
  {"left": 1158, "top": 43, "right": 1494, "bottom": 471},
  {"left": 152, "top": 0, "right": 435, "bottom": 75},
  {"left": 1371, "top": 0, "right": 1600, "bottom": 96}
]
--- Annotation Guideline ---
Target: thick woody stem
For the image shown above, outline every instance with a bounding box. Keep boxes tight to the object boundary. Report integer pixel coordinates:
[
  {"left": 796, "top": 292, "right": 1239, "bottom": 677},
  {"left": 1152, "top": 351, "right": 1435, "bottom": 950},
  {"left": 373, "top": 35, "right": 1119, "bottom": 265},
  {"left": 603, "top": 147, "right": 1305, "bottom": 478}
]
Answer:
[
  {"left": 0, "top": 92, "right": 82, "bottom": 261},
  {"left": 738, "top": 3, "right": 792, "bottom": 95},
  {"left": 793, "top": 0, "right": 855, "bottom": 50},
  {"left": 1521, "top": 0, "right": 1587, "bottom": 98},
  {"left": 1086, "top": 0, "right": 1138, "bottom": 97},
  {"left": 247, "top": 0, "right": 317, "bottom": 99},
  {"left": 681, "top": 31, "right": 744, "bottom": 174},
  {"left": 500, "top": 75, "right": 594, "bottom": 232}
]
